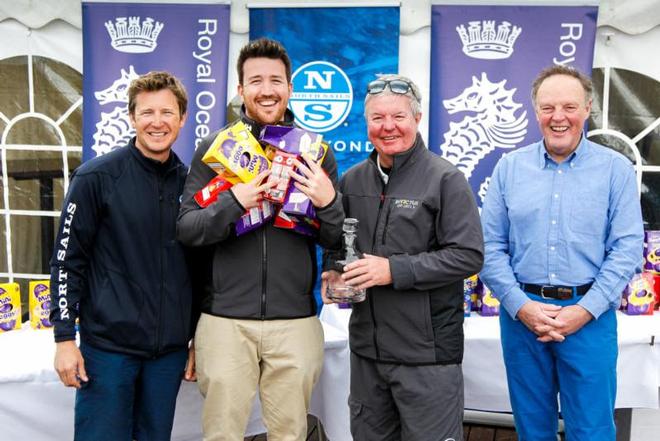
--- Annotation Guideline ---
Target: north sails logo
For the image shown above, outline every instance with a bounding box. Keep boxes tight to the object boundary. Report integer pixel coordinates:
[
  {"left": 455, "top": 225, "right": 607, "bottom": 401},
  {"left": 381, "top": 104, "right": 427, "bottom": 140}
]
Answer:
[
  {"left": 55, "top": 202, "right": 77, "bottom": 321},
  {"left": 289, "top": 61, "right": 353, "bottom": 132},
  {"left": 105, "top": 16, "right": 164, "bottom": 53}
]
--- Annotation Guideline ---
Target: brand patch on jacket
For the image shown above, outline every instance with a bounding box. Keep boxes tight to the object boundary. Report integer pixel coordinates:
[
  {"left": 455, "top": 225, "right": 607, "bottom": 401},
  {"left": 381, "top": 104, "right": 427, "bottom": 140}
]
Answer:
[{"left": 393, "top": 199, "right": 419, "bottom": 209}]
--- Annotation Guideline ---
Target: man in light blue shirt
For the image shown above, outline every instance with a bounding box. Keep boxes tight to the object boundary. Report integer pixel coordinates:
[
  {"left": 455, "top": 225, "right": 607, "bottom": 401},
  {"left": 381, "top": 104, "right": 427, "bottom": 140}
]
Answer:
[{"left": 480, "top": 65, "right": 644, "bottom": 441}]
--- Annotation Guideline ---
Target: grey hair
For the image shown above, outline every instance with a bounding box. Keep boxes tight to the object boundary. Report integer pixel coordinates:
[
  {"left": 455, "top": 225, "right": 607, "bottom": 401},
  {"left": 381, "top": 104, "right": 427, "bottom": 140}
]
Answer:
[
  {"left": 531, "top": 65, "right": 593, "bottom": 107},
  {"left": 364, "top": 73, "right": 422, "bottom": 117}
]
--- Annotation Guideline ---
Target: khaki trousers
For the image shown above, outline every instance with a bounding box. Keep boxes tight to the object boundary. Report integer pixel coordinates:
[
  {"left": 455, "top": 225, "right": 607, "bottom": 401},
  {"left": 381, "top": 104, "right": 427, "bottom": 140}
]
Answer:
[{"left": 195, "top": 314, "right": 324, "bottom": 441}]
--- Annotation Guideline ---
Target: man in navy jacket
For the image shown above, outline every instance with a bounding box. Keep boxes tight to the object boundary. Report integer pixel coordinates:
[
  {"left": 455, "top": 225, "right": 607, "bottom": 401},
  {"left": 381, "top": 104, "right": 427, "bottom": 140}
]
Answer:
[{"left": 50, "top": 71, "right": 193, "bottom": 441}]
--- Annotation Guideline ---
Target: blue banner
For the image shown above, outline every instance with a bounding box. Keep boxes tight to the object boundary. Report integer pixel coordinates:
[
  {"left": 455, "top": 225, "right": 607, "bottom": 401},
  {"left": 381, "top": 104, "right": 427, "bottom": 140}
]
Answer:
[
  {"left": 82, "top": 1, "right": 230, "bottom": 165},
  {"left": 429, "top": 4, "right": 598, "bottom": 207},
  {"left": 249, "top": 6, "right": 400, "bottom": 175}
]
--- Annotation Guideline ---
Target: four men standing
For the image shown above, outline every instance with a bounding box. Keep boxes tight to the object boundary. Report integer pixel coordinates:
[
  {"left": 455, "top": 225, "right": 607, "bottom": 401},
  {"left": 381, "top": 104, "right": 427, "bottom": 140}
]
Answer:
[{"left": 49, "top": 37, "right": 645, "bottom": 441}]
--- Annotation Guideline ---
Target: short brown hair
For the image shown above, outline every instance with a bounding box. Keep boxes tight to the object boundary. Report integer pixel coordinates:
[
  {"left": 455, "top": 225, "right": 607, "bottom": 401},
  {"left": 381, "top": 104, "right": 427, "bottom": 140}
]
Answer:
[
  {"left": 237, "top": 38, "right": 292, "bottom": 85},
  {"left": 128, "top": 71, "right": 188, "bottom": 117},
  {"left": 531, "top": 65, "right": 593, "bottom": 106}
]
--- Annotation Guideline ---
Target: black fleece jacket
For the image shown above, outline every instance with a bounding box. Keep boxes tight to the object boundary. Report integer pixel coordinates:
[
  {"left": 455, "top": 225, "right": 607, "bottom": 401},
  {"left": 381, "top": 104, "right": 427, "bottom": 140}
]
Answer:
[
  {"left": 339, "top": 134, "right": 484, "bottom": 365},
  {"left": 177, "top": 107, "right": 344, "bottom": 320}
]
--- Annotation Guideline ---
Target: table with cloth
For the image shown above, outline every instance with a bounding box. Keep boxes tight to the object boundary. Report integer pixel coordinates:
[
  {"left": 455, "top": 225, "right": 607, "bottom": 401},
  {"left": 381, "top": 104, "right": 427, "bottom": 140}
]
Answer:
[{"left": 1, "top": 305, "right": 658, "bottom": 440}]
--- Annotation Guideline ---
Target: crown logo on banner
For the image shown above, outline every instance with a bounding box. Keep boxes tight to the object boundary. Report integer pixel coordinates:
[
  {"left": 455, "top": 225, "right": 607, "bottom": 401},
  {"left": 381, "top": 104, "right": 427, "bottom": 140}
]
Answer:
[
  {"left": 105, "top": 17, "right": 164, "bottom": 54},
  {"left": 456, "top": 20, "right": 522, "bottom": 60}
]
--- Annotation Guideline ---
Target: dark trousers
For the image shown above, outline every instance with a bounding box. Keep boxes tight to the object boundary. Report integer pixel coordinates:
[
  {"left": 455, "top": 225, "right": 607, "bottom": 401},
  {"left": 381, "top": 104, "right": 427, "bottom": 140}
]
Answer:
[
  {"left": 74, "top": 341, "right": 188, "bottom": 441},
  {"left": 349, "top": 352, "right": 464, "bottom": 441}
]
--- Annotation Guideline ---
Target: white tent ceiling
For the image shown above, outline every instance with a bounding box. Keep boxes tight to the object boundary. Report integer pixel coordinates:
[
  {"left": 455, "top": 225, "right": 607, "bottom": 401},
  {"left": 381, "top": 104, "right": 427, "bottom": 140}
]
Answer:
[
  {"left": 2, "top": 0, "right": 659, "bottom": 81},
  {"left": 2, "top": 0, "right": 659, "bottom": 35}
]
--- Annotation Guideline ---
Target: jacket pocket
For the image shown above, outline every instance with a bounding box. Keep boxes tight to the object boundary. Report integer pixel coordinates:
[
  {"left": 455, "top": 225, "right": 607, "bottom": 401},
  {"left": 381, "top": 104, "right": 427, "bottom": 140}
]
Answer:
[
  {"left": 348, "top": 397, "right": 365, "bottom": 439},
  {"left": 374, "top": 289, "right": 435, "bottom": 362},
  {"left": 91, "top": 268, "right": 150, "bottom": 349}
]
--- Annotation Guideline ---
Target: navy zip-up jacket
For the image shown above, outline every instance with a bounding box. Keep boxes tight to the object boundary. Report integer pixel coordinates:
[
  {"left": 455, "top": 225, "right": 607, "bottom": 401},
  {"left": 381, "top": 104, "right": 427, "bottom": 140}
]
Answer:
[{"left": 49, "top": 139, "right": 193, "bottom": 357}]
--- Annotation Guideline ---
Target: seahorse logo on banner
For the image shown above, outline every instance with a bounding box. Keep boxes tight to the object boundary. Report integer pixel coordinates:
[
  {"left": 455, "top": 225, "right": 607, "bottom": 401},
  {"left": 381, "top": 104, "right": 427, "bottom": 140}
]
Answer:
[
  {"left": 105, "top": 16, "right": 164, "bottom": 54},
  {"left": 456, "top": 20, "right": 522, "bottom": 60},
  {"left": 440, "top": 72, "right": 528, "bottom": 180},
  {"left": 289, "top": 61, "right": 353, "bottom": 133},
  {"left": 91, "top": 66, "right": 140, "bottom": 157}
]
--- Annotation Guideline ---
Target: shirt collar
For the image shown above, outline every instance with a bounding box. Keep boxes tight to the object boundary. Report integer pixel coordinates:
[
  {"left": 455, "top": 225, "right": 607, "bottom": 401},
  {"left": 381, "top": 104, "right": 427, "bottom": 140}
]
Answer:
[
  {"left": 368, "top": 132, "right": 424, "bottom": 175},
  {"left": 538, "top": 134, "right": 589, "bottom": 169},
  {"left": 376, "top": 155, "right": 389, "bottom": 184},
  {"left": 129, "top": 137, "right": 181, "bottom": 175}
]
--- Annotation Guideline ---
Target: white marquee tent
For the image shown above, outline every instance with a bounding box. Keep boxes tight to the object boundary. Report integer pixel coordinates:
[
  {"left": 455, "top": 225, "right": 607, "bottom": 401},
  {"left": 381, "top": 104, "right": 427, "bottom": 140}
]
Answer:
[{"left": 0, "top": 0, "right": 658, "bottom": 438}]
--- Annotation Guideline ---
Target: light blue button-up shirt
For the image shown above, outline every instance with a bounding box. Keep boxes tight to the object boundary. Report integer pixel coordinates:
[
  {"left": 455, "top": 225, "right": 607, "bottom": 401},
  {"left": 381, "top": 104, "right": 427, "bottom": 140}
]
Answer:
[{"left": 480, "top": 136, "right": 644, "bottom": 319}]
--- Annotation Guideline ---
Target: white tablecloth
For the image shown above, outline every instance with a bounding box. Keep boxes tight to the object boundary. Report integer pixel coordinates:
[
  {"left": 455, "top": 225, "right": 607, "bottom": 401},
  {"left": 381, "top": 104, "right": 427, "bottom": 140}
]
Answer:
[
  {"left": 320, "top": 305, "right": 660, "bottom": 411},
  {"left": 0, "top": 320, "right": 351, "bottom": 441},
  {"left": 1, "top": 309, "right": 658, "bottom": 441}
]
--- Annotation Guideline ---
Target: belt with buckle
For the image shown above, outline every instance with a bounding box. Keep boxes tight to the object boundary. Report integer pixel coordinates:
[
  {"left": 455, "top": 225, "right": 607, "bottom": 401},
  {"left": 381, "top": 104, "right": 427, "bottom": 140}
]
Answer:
[{"left": 519, "top": 283, "right": 593, "bottom": 300}]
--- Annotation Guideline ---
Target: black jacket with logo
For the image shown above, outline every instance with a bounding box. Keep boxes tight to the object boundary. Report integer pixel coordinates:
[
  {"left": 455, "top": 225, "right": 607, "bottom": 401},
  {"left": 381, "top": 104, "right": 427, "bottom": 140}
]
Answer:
[
  {"left": 177, "top": 107, "right": 344, "bottom": 320},
  {"left": 340, "top": 134, "right": 484, "bottom": 365},
  {"left": 50, "top": 140, "right": 193, "bottom": 357}
]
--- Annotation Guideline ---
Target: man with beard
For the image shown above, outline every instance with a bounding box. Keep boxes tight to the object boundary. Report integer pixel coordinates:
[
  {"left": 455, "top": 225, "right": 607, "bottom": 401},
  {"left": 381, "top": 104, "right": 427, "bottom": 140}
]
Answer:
[{"left": 177, "top": 38, "right": 343, "bottom": 441}]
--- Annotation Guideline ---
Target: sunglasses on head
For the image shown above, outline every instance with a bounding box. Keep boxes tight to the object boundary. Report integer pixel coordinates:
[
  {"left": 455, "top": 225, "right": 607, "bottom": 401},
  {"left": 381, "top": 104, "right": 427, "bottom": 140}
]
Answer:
[{"left": 367, "top": 79, "right": 419, "bottom": 100}]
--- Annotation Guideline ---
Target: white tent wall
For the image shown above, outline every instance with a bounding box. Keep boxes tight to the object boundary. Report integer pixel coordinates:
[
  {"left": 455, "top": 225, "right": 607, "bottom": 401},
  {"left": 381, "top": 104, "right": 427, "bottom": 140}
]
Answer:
[
  {"left": 0, "top": 1, "right": 658, "bottom": 437},
  {"left": 2, "top": 0, "right": 659, "bottom": 138},
  {"left": 0, "top": 2, "right": 81, "bottom": 71}
]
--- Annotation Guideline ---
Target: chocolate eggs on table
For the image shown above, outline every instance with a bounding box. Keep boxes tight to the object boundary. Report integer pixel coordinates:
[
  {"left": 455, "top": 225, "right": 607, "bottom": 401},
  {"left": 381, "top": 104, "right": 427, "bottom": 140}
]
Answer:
[
  {"left": 29, "top": 281, "right": 52, "bottom": 329},
  {"left": 0, "top": 282, "right": 21, "bottom": 333},
  {"left": 0, "top": 319, "right": 16, "bottom": 331}
]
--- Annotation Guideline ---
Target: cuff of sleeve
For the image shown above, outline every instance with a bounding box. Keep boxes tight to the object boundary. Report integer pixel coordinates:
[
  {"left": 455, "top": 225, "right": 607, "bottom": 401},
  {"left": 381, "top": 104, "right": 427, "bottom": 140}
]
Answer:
[
  {"left": 214, "top": 191, "right": 246, "bottom": 222},
  {"left": 316, "top": 191, "right": 337, "bottom": 212},
  {"left": 227, "top": 188, "right": 246, "bottom": 212},
  {"left": 501, "top": 287, "right": 531, "bottom": 320},
  {"left": 54, "top": 333, "right": 76, "bottom": 343},
  {"left": 389, "top": 254, "right": 414, "bottom": 290},
  {"left": 577, "top": 291, "right": 610, "bottom": 319},
  {"left": 315, "top": 192, "right": 344, "bottom": 228}
]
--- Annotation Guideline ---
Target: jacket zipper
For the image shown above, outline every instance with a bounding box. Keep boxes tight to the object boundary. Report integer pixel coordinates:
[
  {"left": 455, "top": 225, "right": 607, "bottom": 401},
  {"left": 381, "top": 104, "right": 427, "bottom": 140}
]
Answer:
[
  {"left": 260, "top": 227, "right": 267, "bottom": 319},
  {"left": 369, "top": 178, "right": 389, "bottom": 360},
  {"left": 155, "top": 172, "right": 165, "bottom": 357},
  {"left": 381, "top": 200, "right": 392, "bottom": 245}
]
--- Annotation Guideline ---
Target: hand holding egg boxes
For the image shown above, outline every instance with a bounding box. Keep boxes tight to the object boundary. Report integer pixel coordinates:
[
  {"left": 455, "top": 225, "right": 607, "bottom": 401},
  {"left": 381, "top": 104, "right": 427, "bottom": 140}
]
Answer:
[
  {"left": 260, "top": 125, "right": 326, "bottom": 236},
  {"left": 199, "top": 122, "right": 326, "bottom": 236},
  {"left": 200, "top": 121, "right": 274, "bottom": 235}
]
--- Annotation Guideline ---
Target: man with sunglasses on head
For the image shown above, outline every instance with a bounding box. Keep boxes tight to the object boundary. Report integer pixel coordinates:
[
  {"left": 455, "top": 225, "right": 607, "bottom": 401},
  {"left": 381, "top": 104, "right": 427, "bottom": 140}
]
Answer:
[
  {"left": 177, "top": 38, "right": 343, "bottom": 441},
  {"left": 322, "top": 74, "right": 484, "bottom": 441}
]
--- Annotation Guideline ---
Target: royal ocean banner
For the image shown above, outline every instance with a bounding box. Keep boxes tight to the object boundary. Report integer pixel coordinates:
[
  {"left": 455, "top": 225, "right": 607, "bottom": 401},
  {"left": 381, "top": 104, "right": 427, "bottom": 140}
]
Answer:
[
  {"left": 249, "top": 5, "right": 400, "bottom": 175},
  {"left": 82, "top": 1, "right": 230, "bottom": 165},
  {"left": 429, "top": 2, "right": 598, "bottom": 207}
]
